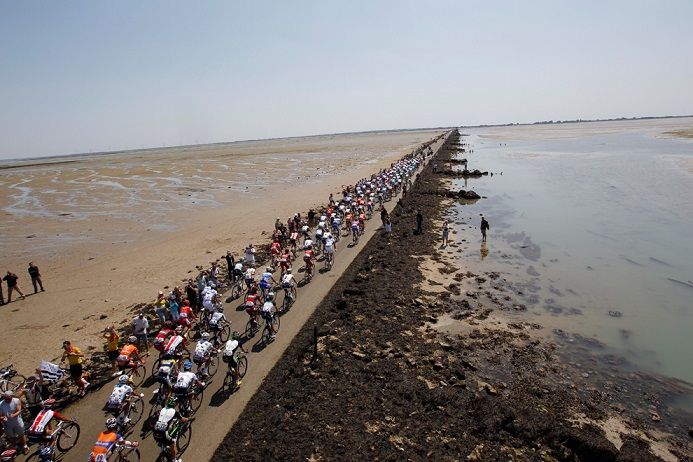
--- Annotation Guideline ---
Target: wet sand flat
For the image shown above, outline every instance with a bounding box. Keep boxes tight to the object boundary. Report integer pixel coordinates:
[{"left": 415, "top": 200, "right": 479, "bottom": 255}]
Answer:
[{"left": 0, "top": 129, "right": 443, "bottom": 372}]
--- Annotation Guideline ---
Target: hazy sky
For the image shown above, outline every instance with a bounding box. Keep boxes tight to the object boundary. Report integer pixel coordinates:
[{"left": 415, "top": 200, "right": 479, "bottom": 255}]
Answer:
[{"left": 1, "top": 1, "right": 692, "bottom": 159}]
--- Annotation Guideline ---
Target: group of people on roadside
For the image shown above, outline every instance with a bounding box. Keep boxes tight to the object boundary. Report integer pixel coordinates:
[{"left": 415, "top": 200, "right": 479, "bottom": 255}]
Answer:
[{"left": 0, "top": 262, "right": 44, "bottom": 305}]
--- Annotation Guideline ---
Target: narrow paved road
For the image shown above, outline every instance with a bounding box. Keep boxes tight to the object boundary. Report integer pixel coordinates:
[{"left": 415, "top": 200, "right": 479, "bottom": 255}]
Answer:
[{"left": 49, "top": 132, "right": 448, "bottom": 462}]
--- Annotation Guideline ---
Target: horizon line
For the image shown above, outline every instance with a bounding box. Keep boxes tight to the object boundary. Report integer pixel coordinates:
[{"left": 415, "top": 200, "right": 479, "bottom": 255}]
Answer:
[{"left": 1, "top": 113, "right": 691, "bottom": 165}]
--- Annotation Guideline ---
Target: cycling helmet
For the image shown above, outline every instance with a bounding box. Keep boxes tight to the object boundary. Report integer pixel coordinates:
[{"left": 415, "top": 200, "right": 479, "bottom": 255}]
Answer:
[
  {"left": 165, "top": 398, "right": 176, "bottom": 408},
  {"left": 209, "top": 282, "right": 216, "bottom": 289},
  {"left": 42, "top": 398, "right": 56, "bottom": 409},
  {"left": 162, "top": 352, "right": 173, "bottom": 360},
  {"left": 118, "top": 374, "right": 129, "bottom": 384},
  {"left": 286, "top": 268, "right": 292, "bottom": 274},
  {"left": 105, "top": 417, "right": 118, "bottom": 430},
  {"left": 201, "top": 332, "right": 210, "bottom": 341},
  {"left": 267, "top": 292, "right": 275, "bottom": 301},
  {"left": 164, "top": 321, "right": 173, "bottom": 328},
  {"left": 231, "top": 331, "right": 241, "bottom": 341},
  {"left": 175, "top": 326, "right": 183, "bottom": 334},
  {"left": 325, "top": 233, "right": 332, "bottom": 239},
  {"left": 38, "top": 447, "right": 54, "bottom": 458},
  {"left": 128, "top": 335, "right": 137, "bottom": 343},
  {"left": 183, "top": 360, "right": 193, "bottom": 371}
]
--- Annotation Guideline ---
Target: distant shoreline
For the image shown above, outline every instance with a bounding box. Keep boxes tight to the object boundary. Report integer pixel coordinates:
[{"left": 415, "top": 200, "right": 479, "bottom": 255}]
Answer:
[{"left": 2, "top": 114, "right": 691, "bottom": 166}]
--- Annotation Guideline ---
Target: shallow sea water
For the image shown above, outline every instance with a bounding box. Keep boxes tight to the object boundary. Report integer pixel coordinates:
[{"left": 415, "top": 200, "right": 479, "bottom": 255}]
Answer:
[{"left": 446, "top": 121, "right": 693, "bottom": 393}]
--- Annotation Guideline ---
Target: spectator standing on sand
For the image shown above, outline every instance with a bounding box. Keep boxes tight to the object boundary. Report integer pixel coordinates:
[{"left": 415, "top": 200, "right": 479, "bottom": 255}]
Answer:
[
  {"left": 442, "top": 220, "right": 450, "bottom": 247},
  {"left": 0, "top": 280, "right": 4, "bottom": 305},
  {"left": 224, "top": 251, "right": 234, "bottom": 281},
  {"left": 385, "top": 216, "right": 392, "bottom": 238},
  {"left": 154, "top": 291, "right": 167, "bottom": 323},
  {"left": 27, "top": 262, "right": 44, "bottom": 293},
  {"left": 185, "top": 279, "right": 198, "bottom": 309},
  {"left": 0, "top": 390, "right": 29, "bottom": 454},
  {"left": 19, "top": 374, "right": 51, "bottom": 418},
  {"left": 415, "top": 211, "right": 423, "bottom": 235},
  {"left": 167, "top": 294, "right": 179, "bottom": 322},
  {"left": 132, "top": 313, "right": 149, "bottom": 351},
  {"left": 481, "top": 216, "right": 490, "bottom": 242},
  {"left": 3, "top": 272, "right": 25, "bottom": 303},
  {"left": 245, "top": 243, "right": 256, "bottom": 267},
  {"left": 102, "top": 325, "right": 120, "bottom": 373},
  {"left": 381, "top": 208, "right": 388, "bottom": 227},
  {"left": 61, "top": 341, "right": 89, "bottom": 396}
]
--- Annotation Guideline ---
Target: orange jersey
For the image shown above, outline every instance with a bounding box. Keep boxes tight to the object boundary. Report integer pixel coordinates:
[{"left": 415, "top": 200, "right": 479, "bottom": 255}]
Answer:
[{"left": 119, "top": 344, "right": 138, "bottom": 358}]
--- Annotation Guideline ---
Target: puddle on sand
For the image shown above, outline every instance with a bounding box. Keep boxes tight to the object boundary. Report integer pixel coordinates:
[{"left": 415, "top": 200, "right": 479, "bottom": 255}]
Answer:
[{"left": 441, "top": 120, "right": 693, "bottom": 410}]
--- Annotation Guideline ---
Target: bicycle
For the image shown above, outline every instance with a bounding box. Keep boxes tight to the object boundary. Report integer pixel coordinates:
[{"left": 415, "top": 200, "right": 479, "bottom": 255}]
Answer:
[
  {"left": 25, "top": 419, "right": 80, "bottom": 461},
  {"left": 303, "top": 264, "right": 314, "bottom": 283},
  {"left": 324, "top": 252, "right": 333, "bottom": 271},
  {"left": 154, "top": 418, "right": 192, "bottom": 462},
  {"left": 177, "top": 378, "right": 204, "bottom": 418},
  {"left": 222, "top": 350, "right": 247, "bottom": 392},
  {"left": 88, "top": 441, "right": 140, "bottom": 462},
  {"left": 228, "top": 278, "right": 246, "bottom": 301},
  {"left": 262, "top": 312, "right": 280, "bottom": 345},
  {"left": 280, "top": 287, "right": 295, "bottom": 313},
  {"left": 0, "top": 365, "right": 25, "bottom": 393},
  {"left": 120, "top": 360, "right": 147, "bottom": 388},
  {"left": 105, "top": 393, "right": 145, "bottom": 433}
]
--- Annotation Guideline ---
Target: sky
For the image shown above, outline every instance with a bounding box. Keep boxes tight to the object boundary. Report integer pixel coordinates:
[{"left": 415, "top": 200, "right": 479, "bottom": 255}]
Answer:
[{"left": 1, "top": 0, "right": 692, "bottom": 159}]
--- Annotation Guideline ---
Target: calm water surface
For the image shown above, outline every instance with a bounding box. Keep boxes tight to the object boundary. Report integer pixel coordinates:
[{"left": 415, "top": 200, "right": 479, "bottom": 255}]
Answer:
[{"left": 448, "top": 123, "right": 693, "bottom": 390}]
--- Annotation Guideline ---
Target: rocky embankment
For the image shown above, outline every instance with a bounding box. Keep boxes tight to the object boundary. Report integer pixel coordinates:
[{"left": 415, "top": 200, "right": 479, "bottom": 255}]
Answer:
[{"left": 212, "top": 130, "right": 691, "bottom": 461}]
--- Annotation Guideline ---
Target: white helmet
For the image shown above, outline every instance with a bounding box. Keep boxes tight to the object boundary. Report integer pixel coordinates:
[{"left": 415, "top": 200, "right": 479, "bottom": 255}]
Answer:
[
  {"left": 267, "top": 292, "right": 275, "bottom": 301},
  {"left": 118, "top": 374, "right": 129, "bottom": 384},
  {"left": 201, "top": 332, "right": 210, "bottom": 341}
]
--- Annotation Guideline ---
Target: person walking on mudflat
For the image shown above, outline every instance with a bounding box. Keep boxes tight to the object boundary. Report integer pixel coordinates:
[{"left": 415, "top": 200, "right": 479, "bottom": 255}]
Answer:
[
  {"left": 481, "top": 216, "right": 490, "bottom": 242},
  {"left": 28, "top": 262, "right": 44, "bottom": 293},
  {"left": 442, "top": 220, "right": 450, "bottom": 247},
  {"left": 415, "top": 211, "right": 423, "bottom": 235},
  {"left": 3, "top": 272, "right": 25, "bottom": 303}
]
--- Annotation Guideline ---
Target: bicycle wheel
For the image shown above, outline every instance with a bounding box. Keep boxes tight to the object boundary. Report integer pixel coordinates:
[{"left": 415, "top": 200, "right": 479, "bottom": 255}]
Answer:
[
  {"left": 230, "top": 284, "right": 241, "bottom": 300},
  {"left": 272, "top": 315, "right": 281, "bottom": 333},
  {"left": 237, "top": 355, "right": 248, "bottom": 378},
  {"left": 207, "top": 356, "right": 219, "bottom": 377},
  {"left": 24, "top": 452, "right": 41, "bottom": 462},
  {"left": 1, "top": 373, "right": 26, "bottom": 392},
  {"left": 127, "top": 395, "right": 145, "bottom": 427},
  {"left": 57, "top": 421, "right": 80, "bottom": 451},
  {"left": 119, "top": 447, "right": 141, "bottom": 462},
  {"left": 244, "top": 318, "right": 258, "bottom": 338},
  {"left": 176, "top": 424, "right": 192, "bottom": 453},
  {"left": 129, "top": 364, "right": 146, "bottom": 388},
  {"left": 150, "top": 358, "right": 161, "bottom": 379},
  {"left": 190, "top": 388, "right": 204, "bottom": 414},
  {"left": 222, "top": 370, "right": 234, "bottom": 391},
  {"left": 219, "top": 325, "right": 231, "bottom": 343}
]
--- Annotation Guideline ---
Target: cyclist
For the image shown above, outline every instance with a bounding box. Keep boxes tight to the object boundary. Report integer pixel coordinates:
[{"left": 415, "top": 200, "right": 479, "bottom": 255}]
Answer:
[
  {"left": 116, "top": 336, "right": 144, "bottom": 372},
  {"left": 154, "top": 353, "right": 178, "bottom": 402},
  {"left": 259, "top": 267, "right": 277, "bottom": 298},
  {"left": 351, "top": 219, "right": 360, "bottom": 240},
  {"left": 261, "top": 293, "right": 277, "bottom": 339},
  {"left": 280, "top": 268, "right": 297, "bottom": 301},
  {"left": 173, "top": 361, "right": 205, "bottom": 414},
  {"left": 164, "top": 327, "right": 189, "bottom": 360},
  {"left": 26, "top": 399, "right": 72, "bottom": 444},
  {"left": 303, "top": 246, "right": 315, "bottom": 278},
  {"left": 104, "top": 375, "right": 134, "bottom": 427},
  {"left": 222, "top": 332, "right": 247, "bottom": 388},
  {"left": 207, "top": 310, "right": 227, "bottom": 347},
  {"left": 192, "top": 333, "right": 217, "bottom": 377},
  {"left": 270, "top": 240, "right": 281, "bottom": 267},
  {"left": 178, "top": 301, "right": 195, "bottom": 332},
  {"left": 89, "top": 418, "right": 138, "bottom": 462},
  {"left": 232, "top": 258, "right": 244, "bottom": 283},
  {"left": 331, "top": 215, "right": 341, "bottom": 238},
  {"left": 278, "top": 248, "right": 292, "bottom": 277},
  {"left": 153, "top": 399, "right": 188, "bottom": 462},
  {"left": 153, "top": 322, "right": 175, "bottom": 353},
  {"left": 324, "top": 232, "right": 336, "bottom": 267}
]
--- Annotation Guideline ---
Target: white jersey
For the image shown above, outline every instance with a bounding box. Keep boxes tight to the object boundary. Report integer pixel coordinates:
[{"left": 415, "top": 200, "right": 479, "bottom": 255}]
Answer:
[
  {"left": 108, "top": 383, "right": 133, "bottom": 407},
  {"left": 281, "top": 274, "right": 294, "bottom": 286},
  {"left": 223, "top": 339, "right": 239, "bottom": 357},
  {"left": 193, "top": 341, "right": 213, "bottom": 361},
  {"left": 234, "top": 262, "right": 243, "bottom": 271},
  {"left": 175, "top": 371, "right": 197, "bottom": 389},
  {"left": 262, "top": 301, "right": 274, "bottom": 313},
  {"left": 209, "top": 312, "right": 225, "bottom": 326}
]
